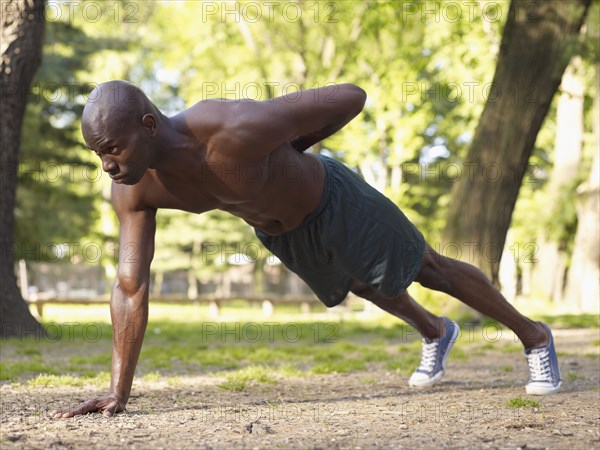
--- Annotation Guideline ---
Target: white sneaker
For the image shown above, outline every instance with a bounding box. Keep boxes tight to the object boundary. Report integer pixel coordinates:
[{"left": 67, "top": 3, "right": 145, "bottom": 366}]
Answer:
[
  {"left": 525, "top": 322, "right": 562, "bottom": 395},
  {"left": 409, "top": 318, "right": 459, "bottom": 388}
]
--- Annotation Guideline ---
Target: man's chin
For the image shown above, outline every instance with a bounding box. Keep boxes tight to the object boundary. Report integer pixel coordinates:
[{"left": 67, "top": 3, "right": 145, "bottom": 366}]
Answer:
[{"left": 114, "top": 174, "right": 143, "bottom": 185}]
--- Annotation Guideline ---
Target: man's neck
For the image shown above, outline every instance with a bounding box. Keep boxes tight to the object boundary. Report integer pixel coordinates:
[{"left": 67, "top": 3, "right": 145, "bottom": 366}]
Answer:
[{"left": 151, "top": 116, "right": 200, "bottom": 171}]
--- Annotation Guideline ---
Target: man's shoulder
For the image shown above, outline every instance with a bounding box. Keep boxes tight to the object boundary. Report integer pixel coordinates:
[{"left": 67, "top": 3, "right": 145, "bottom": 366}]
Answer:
[{"left": 183, "top": 98, "right": 260, "bottom": 123}]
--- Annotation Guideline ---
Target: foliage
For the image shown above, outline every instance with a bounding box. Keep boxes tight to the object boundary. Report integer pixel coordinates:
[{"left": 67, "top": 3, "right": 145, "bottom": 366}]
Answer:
[
  {"left": 14, "top": 1, "right": 599, "bottom": 291},
  {"left": 15, "top": 1, "right": 149, "bottom": 265},
  {"left": 136, "top": 0, "right": 508, "bottom": 262}
]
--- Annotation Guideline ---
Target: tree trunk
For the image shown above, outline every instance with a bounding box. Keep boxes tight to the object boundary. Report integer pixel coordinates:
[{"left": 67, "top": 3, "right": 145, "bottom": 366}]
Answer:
[
  {"left": 563, "top": 63, "right": 600, "bottom": 313},
  {"left": 444, "top": 0, "right": 591, "bottom": 285},
  {"left": 530, "top": 59, "right": 584, "bottom": 301},
  {"left": 1, "top": 0, "right": 46, "bottom": 338}
]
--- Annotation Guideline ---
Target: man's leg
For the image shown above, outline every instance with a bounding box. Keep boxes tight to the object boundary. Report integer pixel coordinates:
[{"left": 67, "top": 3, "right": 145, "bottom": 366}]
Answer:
[
  {"left": 351, "top": 280, "right": 443, "bottom": 339},
  {"left": 413, "top": 244, "right": 547, "bottom": 349},
  {"left": 350, "top": 280, "right": 459, "bottom": 387},
  {"left": 410, "top": 243, "right": 561, "bottom": 395}
]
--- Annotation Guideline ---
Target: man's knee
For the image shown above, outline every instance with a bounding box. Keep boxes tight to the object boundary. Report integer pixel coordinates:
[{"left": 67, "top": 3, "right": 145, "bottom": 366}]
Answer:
[
  {"left": 350, "top": 279, "right": 375, "bottom": 299},
  {"left": 414, "top": 249, "right": 453, "bottom": 293},
  {"left": 350, "top": 280, "right": 395, "bottom": 303}
]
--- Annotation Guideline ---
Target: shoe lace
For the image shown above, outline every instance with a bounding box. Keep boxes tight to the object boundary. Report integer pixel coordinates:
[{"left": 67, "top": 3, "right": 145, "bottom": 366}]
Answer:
[
  {"left": 417, "top": 339, "right": 439, "bottom": 372},
  {"left": 526, "top": 348, "right": 552, "bottom": 381}
]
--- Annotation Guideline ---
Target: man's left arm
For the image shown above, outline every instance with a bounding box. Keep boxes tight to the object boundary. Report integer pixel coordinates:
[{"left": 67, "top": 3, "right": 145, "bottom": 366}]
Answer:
[
  {"left": 288, "top": 105, "right": 360, "bottom": 153},
  {"left": 210, "top": 83, "right": 366, "bottom": 160}
]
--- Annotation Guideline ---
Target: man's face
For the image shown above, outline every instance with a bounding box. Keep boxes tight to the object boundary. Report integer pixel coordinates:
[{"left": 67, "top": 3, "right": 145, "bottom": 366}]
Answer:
[{"left": 84, "top": 125, "right": 152, "bottom": 186}]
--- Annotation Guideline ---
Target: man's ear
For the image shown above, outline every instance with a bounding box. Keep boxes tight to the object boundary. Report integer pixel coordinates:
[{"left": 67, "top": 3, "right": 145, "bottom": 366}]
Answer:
[{"left": 141, "top": 114, "right": 157, "bottom": 137}]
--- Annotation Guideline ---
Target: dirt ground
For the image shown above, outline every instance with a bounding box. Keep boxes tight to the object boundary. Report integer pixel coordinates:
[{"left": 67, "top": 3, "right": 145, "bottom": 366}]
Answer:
[{"left": 1, "top": 328, "right": 599, "bottom": 450}]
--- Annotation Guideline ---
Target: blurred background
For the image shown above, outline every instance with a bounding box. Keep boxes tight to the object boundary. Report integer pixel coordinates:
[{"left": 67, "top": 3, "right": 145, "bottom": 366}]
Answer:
[{"left": 2, "top": 0, "right": 599, "bottom": 331}]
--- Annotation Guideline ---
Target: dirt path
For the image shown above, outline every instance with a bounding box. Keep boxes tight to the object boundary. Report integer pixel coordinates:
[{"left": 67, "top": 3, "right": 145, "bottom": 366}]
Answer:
[{"left": 1, "top": 328, "right": 599, "bottom": 449}]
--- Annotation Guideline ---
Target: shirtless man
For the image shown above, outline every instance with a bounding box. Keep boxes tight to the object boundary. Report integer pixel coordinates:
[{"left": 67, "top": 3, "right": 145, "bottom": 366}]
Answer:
[{"left": 51, "top": 80, "right": 561, "bottom": 418}]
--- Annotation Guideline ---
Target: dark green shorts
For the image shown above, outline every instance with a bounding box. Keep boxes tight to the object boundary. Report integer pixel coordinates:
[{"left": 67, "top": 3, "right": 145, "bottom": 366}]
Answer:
[{"left": 255, "top": 155, "right": 425, "bottom": 307}]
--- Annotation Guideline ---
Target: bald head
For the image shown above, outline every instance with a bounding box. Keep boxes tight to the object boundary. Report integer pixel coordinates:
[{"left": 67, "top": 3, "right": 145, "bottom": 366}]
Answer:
[
  {"left": 82, "top": 80, "right": 160, "bottom": 145},
  {"left": 81, "top": 80, "right": 166, "bottom": 185}
]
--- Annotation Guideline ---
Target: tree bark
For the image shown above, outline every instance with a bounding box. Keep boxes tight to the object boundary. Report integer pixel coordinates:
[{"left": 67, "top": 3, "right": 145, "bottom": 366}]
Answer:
[
  {"left": 443, "top": 0, "right": 591, "bottom": 285},
  {"left": 1, "top": 0, "right": 46, "bottom": 338}
]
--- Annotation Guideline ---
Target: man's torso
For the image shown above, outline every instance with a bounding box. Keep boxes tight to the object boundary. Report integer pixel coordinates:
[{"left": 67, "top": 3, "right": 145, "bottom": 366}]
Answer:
[{"left": 114, "top": 101, "right": 326, "bottom": 235}]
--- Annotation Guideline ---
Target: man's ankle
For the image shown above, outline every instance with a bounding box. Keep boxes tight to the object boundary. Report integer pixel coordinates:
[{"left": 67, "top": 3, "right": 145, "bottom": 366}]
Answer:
[
  {"left": 522, "top": 321, "right": 549, "bottom": 350},
  {"left": 423, "top": 317, "right": 446, "bottom": 341}
]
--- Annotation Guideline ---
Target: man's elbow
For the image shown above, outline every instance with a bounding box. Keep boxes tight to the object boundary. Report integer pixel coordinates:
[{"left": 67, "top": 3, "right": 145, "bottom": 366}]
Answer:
[
  {"left": 352, "top": 84, "right": 367, "bottom": 99},
  {"left": 347, "top": 84, "right": 367, "bottom": 113}
]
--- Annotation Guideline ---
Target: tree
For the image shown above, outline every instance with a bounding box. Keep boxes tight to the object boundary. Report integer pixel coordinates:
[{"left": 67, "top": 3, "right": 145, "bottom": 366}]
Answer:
[
  {"left": 1, "top": 0, "right": 46, "bottom": 338},
  {"left": 563, "top": 62, "right": 600, "bottom": 312},
  {"left": 15, "top": 2, "right": 143, "bottom": 262},
  {"left": 444, "top": 0, "right": 592, "bottom": 285},
  {"left": 140, "top": 2, "right": 501, "bottom": 272},
  {"left": 528, "top": 59, "right": 584, "bottom": 302}
]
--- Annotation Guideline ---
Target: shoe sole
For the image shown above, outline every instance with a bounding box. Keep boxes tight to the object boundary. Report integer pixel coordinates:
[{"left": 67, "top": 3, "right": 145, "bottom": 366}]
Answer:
[
  {"left": 409, "top": 370, "right": 445, "bottom": 388},
  {"left": 526, "top": 381, "right": 562, "bottom": 395},
  {"left": 408, "top": 322, "right": 459, "bottom": 388}
]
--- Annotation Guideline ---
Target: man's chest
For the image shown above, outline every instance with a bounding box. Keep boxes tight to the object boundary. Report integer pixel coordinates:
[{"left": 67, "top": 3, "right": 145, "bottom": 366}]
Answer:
[{"left": 141, "top": 158, "right": 273, "bottom": 213}]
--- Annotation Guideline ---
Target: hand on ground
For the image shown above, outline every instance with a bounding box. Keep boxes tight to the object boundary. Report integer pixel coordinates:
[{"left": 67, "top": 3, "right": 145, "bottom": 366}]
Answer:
[{"left": 50, "top": 395, "right": 125, "bottom": 418}]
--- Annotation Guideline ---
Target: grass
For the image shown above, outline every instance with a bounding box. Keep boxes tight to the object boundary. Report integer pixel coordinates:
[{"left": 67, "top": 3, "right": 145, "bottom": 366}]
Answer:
[
  {"left": 385, "top": 353, "right": 421, "bottom": 376},
  {"left": 537, "top": 314, "right": 600, "bottom": 329},
  {"left": 26, "top": 371, "right": 111, "bottom": 387},
  {"left": 506, "top": 397, "right": 540, "bottom": 408},
  {"left": 28, "top": 374, "right": 85, "bottom": 387},
  {"left": 359, "top": 375, "right": 378, "bottom": 384},
  {"left": 0, "top": 361, "right": 59, "bottom": 381},
  {"left": 217, "top": 365, "right": 277, "bottom": 391},
  {"left": 499, "top": 344, "right": 523, "bottom": 354},
  {"left": 311, "top": 359, "right": 367, "bottom": 374},
  {"left": 69, "top": 353, "right": 112, "bottom": 365},
  {"left": 142, "top": 371, "right": 162, "bottom": 382},
  {"left": 567, "top": 372, "right": 584, "bottom": 381},
  {"left": 477, "top": 342, "right": 496, "bottom": 351},
  {"left": 1, "top": 305, "right": 597, "bottom": 388},
  {"left": 15, "top": 347, "right": 41, "bottom": 356}
]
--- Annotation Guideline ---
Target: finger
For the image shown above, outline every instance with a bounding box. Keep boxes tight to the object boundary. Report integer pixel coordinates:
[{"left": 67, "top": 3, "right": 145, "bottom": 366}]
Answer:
[
  {"left": 50, "top": 407, "right": 75, "bottom": 419},
  {"left": 102, "top": 401, "right": 122, "bottom": 418},
  {"left": 61, "top": 400, "right": 99, "bottom": 418},
  {"left": 50, "top": 409, "right": 64, "bottom": 419}
]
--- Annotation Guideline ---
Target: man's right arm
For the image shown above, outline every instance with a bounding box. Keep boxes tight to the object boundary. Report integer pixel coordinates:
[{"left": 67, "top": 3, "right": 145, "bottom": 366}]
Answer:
[
  {"left": 51, "top": 193, "right": 156, "bottom": 418},
  {"left": 107, "top": 204, "right": 156, "bottom": 412}
]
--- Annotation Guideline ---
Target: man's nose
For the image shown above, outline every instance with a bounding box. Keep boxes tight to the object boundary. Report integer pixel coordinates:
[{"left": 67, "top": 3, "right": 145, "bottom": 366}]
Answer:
[{"left": 102, "top": 157, "right": 118, "bottom": 174}]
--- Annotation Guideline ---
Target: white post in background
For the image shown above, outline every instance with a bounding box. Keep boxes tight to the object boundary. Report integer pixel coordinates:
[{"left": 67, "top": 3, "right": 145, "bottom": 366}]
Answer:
[
  {"left": 499, "top": 231, "right": 517, "bottom": 304},
  {"left": 18, "top": 259, "right": 29, "bottom": 300}
]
